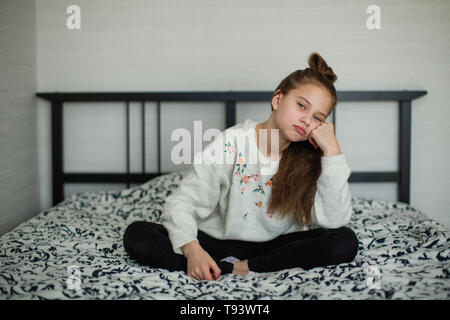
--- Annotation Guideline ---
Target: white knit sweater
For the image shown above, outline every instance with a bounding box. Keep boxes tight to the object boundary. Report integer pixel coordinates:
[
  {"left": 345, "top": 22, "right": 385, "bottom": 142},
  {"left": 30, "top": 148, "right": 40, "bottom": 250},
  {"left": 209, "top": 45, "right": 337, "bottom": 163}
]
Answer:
[{"left": 161, "top": 118, "right": 353, "bottom": 254}]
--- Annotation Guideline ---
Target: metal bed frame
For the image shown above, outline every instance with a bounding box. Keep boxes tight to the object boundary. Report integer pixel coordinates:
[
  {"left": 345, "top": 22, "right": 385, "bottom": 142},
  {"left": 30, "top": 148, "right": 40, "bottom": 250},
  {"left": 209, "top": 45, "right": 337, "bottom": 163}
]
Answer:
[{"left": 36, "top": 90, "right": 427, "bottom": 206}]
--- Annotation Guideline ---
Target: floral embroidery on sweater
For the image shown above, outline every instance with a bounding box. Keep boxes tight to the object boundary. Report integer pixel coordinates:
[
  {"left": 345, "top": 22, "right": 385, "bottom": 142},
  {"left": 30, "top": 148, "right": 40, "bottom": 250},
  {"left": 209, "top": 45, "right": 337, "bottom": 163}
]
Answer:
[
  {"left": 226, "top": 141, "right": 277, "bottom": 220},
  {"left": 235, "top": 152, "right": 246, "bottom": 175},
  {"left": 224, "top": 141, "right": 235, "bottom": 154},
  {"left": 252, "top": 185, "right": 265, "bottom": 194},
  {"left": 266, "top": 209, "right": 275, "bottom": 219},
  {"left": 239, "top": 174, "right": 261, "bottom": 194}
]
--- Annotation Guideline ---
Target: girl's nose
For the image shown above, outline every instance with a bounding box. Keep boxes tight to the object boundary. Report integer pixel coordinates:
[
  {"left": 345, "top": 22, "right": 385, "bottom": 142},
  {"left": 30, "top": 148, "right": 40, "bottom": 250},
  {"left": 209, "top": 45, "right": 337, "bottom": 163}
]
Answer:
[{"left": 301, "top": 116, "right": 312, "bottom": 126}]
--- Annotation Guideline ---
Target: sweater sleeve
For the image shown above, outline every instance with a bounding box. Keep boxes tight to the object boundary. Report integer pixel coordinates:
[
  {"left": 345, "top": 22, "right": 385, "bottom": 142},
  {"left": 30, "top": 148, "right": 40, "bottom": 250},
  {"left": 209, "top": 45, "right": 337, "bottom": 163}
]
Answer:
[
  {"left": 160, "top": 133, "right": 227, "bottom": 255},
  {"left": 311, "top": 153, "right": 353, "bottom": 229}
]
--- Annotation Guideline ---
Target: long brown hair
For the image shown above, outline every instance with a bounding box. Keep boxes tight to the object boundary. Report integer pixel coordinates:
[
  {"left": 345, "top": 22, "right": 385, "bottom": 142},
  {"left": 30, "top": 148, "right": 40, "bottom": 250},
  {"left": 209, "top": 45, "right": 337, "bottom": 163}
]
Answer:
[{"left": 268, "top": 52, "right": 338, "bottom": 227}]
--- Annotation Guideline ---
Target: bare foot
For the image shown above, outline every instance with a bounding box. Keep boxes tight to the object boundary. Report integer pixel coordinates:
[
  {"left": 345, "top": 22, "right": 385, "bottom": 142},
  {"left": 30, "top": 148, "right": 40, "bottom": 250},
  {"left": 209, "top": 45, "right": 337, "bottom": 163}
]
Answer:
[{"left": 232, "top": 259, "right": 249, "bottom": 276}]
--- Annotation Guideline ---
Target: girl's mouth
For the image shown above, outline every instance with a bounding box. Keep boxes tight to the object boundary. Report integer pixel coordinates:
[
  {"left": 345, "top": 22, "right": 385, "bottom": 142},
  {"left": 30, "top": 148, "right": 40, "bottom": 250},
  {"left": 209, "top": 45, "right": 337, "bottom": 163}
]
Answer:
[{"left": 294, "top": 125, "right": 306, "bottom": 135}]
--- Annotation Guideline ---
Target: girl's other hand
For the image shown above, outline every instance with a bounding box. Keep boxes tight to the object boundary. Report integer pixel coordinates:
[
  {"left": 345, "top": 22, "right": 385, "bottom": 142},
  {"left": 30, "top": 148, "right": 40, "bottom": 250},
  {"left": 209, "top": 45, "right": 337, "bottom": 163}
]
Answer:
[{"left": 183, "top": 242, "right": 221, "bottom": 281}]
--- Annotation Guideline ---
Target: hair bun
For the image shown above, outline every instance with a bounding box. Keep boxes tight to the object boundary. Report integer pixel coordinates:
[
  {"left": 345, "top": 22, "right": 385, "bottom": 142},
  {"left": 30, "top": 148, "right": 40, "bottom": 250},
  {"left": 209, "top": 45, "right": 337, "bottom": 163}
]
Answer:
[{"left": 307, "top": 52, "right": 337, "bottom": 84}]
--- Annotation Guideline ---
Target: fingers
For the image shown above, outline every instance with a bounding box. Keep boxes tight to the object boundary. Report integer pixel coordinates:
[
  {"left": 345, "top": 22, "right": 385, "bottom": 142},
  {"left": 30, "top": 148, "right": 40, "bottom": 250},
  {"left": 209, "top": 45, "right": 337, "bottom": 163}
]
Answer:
[
  {"left": 189, "top": 266, "right": 221, "bottom": 281},
  {"left": 200, "top": 259, "right": 221, "bottom": 281},
  {"left": 189, "top": 266, "right": 202, "bottom": 280},
  {"left": 189, "top": 268, "right": 212, "bottom": 281},
  {"left": 211, "top": 263, "right": 221, "bottom": 280},
  {"left": 200, "top": 266, "right": 213, "bottom": 281},
  {"left": 190, "top": 270, "right": 201, "bottom": 280},
  {"left": 187, "top": 254, "right": 222, "bottom": 281}
]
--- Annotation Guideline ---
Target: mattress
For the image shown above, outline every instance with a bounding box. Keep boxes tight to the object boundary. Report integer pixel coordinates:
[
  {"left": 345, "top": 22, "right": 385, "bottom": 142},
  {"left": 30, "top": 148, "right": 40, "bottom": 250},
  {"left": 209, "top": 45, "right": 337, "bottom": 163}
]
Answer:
[{"left": 0, "top": 171, "right": 449, "bottom": 300}]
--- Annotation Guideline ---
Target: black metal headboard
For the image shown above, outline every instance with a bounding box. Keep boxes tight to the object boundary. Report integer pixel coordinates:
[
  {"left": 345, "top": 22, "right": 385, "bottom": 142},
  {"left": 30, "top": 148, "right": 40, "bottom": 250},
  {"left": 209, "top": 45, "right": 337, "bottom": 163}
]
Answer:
[{"left": 36, "top": 90, "right": 427, "bottom": 206}]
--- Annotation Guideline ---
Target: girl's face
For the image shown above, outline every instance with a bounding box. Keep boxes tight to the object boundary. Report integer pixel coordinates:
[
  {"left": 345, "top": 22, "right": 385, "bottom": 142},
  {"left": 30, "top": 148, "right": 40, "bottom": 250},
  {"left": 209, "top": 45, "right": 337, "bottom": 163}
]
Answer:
[{"left": 271, "top": 83, "right": 333, "bottom": 143}]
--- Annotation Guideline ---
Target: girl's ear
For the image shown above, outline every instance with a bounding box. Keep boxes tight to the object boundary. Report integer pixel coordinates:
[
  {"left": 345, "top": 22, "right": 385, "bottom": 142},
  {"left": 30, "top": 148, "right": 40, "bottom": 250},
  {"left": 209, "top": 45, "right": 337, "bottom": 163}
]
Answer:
[{"left": 272, "top": 91, "right": 282, "bottom": 111}]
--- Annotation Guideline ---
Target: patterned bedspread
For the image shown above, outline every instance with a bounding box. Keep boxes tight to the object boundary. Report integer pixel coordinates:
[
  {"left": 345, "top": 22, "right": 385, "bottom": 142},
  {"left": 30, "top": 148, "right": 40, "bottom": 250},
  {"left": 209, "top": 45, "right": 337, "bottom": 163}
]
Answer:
[{"left": 0, "top": 171, "right": 449, "bottom": 300}]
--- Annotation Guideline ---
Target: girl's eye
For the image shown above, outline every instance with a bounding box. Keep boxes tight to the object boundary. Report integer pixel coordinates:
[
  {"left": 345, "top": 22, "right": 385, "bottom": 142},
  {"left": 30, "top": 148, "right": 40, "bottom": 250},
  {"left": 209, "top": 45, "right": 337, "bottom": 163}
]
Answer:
[{"left": 299, "top": 103, "right": 324, "bottom": 122}]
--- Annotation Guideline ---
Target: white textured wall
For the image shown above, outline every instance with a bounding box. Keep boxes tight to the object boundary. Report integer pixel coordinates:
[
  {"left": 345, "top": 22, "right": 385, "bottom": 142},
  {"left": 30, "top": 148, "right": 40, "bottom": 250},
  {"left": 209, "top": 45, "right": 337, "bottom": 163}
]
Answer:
[
  {"left": 35, "top": 0, "right": 449, "bottom": 228},
  {"left": 0, "top": 0, "right": 39, "bottom": 236}
]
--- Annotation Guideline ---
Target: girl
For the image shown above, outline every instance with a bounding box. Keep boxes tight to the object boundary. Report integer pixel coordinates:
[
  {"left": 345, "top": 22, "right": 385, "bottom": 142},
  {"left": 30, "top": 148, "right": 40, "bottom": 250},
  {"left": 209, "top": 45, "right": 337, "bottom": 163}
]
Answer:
[{"left": 123, "top": 52, "right": 358, "bottom": 281}]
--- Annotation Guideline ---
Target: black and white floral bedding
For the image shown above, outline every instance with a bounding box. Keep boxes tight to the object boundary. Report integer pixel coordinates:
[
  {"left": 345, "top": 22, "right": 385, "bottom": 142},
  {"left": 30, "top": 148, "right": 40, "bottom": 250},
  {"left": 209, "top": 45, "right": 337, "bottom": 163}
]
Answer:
[{"left": 0, "top": 171, "right": 449, "bottom": 300}]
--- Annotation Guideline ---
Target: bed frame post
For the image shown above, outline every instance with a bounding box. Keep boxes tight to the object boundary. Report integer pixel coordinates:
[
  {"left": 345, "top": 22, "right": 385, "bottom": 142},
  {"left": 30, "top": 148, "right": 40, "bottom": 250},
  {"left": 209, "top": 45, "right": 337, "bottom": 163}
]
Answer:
[
  {"left": 51, "top": 101, "right": 64, "bottom": 206},
  {"left": 399, "top": 100, "right": 411, "bottom": 204},
  {"left": 125, "top": 101, "right": 130, "bottom": 188},
  {"left": 225, "top": 101, "right": 236, "bottom": 129}
]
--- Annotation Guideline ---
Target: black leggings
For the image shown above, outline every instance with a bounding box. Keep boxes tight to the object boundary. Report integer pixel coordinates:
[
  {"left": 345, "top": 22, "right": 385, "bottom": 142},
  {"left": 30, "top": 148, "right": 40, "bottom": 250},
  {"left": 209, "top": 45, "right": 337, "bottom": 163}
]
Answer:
[{"left": 123, "top": 221, "right": 359, "bottom": 275}]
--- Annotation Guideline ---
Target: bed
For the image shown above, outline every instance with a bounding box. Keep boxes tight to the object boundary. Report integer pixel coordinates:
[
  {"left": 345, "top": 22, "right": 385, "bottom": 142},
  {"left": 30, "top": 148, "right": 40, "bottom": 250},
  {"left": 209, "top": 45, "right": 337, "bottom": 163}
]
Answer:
[{"left": 1, "top": 90, "right": 449, "bottom": 300}]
